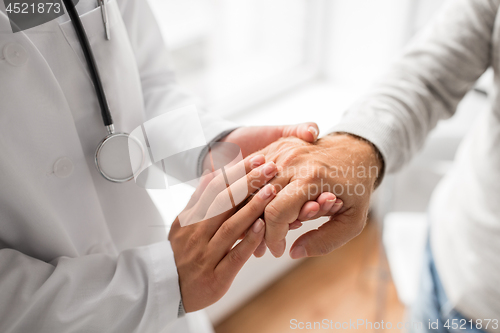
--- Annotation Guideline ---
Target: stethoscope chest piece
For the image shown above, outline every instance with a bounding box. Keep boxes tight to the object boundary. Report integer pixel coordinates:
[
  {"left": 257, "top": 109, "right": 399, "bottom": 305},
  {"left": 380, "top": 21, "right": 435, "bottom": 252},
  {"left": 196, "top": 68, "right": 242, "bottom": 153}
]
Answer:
[{"left": 95, "top": 130, "right": 145, "bottom": 183}]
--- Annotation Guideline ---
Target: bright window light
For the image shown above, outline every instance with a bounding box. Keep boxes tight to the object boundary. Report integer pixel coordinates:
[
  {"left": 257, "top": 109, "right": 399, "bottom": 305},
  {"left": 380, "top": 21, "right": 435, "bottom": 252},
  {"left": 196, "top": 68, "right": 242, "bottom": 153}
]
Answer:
[{"left": 148, "top": 0, "right": 321, "bottom": 115}]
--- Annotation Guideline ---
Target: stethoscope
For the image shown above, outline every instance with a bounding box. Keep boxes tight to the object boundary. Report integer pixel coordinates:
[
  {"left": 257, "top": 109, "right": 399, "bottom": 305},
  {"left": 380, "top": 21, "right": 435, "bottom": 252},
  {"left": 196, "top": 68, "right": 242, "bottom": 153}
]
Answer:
[{"left": 62, "top": 0, "right": 144, "bottom": 183}]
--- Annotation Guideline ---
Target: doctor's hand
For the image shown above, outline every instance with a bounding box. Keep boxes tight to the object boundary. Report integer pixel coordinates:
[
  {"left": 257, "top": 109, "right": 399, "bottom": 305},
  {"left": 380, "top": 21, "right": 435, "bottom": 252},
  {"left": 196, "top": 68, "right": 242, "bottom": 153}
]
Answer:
[
  {"left": 252, "top": 133, "right": 383, "bottom": 259},
  {"left": 169, "top": 155, "right": 277, "bottom": 312},
  {"left": 219, "top": 123, "right": 320, "bottom": 158}
]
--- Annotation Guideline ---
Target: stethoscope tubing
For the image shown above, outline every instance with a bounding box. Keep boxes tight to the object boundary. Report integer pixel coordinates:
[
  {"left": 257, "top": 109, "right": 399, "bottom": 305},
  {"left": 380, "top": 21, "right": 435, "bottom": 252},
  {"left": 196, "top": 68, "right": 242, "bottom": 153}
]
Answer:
[
  {"left": 61, "top": 0, "right": 113, "bottom": 127},
  {"left": 60, "top": 0, "right": 145, "bottom": 183}
]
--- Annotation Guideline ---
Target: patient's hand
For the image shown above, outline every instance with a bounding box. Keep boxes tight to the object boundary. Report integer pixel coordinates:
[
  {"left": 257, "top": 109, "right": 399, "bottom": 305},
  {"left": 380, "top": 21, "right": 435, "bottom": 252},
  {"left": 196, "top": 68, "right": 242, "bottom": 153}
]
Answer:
[
  {"left": 209, "top": 123, "right": 343, "bottom": 257},
  {"left": 251, "top": 133, "right": 383, "bottom": 258}
]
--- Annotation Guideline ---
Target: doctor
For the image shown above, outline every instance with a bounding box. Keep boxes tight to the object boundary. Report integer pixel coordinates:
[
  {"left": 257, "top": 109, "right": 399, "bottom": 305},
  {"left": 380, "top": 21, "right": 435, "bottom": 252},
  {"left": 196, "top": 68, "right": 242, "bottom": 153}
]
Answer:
[{"left": 0, "top": 0, "right": 336, "bottom": 332}]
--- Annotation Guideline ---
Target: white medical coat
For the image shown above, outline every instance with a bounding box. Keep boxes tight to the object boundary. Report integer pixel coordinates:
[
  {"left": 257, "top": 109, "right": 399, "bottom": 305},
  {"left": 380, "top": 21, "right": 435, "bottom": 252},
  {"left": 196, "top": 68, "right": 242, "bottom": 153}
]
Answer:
[{"left": 0, "top": 0, "right": 235, "bottom": 332}]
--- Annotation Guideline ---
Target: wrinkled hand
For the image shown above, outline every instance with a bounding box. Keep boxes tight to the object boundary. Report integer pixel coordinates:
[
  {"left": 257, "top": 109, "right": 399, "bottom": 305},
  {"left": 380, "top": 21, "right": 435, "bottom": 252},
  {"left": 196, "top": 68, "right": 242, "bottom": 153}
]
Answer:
[
  {"left": 253, "top": 133, "right": 383, "bottom": 259},
  {"left": 211, "top": 123, "right": 341, "bottom": 257},
  {"left": 169, "top": 155, "right": 278, "bottom": 312}
]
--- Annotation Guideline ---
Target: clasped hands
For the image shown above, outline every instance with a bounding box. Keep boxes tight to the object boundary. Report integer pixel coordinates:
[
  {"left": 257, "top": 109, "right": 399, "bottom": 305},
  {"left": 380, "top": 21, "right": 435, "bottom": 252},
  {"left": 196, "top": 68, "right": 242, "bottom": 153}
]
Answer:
[{"left": 168, "top": 124, "right": 382, "bottom": 312}]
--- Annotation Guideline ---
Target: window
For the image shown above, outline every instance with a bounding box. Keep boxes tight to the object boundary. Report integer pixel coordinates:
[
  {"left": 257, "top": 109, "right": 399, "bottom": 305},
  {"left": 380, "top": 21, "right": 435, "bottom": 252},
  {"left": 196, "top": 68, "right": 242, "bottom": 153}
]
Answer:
[{"left": 148, "top": 0, "right": 327, "bottom": 116}]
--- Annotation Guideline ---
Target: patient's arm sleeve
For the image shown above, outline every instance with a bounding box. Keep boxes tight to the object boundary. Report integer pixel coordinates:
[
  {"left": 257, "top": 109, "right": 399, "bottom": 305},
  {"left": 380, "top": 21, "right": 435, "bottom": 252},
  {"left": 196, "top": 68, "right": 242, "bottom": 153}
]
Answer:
[{"left": 332, "top": 0, "right": 498, "bottom": 174}]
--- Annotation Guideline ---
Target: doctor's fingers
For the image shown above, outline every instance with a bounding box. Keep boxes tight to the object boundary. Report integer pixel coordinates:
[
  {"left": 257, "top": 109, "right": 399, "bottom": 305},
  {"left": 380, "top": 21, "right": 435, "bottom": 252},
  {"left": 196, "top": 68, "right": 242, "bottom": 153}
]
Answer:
[
  {"left": 194, "top": 154, "right": 266, "bottom": 217},
  {"left": 183, "top": 170, "right": 216, "bottom": 211},
  {"left": 208, "top": 184, "right": 276, "bottom": 264},
  {"left": 279, "top": 122, "right": 319, "bottom": 143},
  {"left": 264, "top": 180, "right": 322, "bottom": 258},
  {"left": 253, "top": 239, "right": 267, "bottom": 257},
  {"left": 193, "top": 162, "right": 277, "bottom": 237},
  {"left": 215, "top": 218, "right": 265, "bottom": 286}
]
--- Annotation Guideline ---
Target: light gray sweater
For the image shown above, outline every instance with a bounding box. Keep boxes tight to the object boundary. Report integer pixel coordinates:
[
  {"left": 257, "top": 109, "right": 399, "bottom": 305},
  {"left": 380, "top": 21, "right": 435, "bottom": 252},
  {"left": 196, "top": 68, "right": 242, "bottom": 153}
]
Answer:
[{"left": 333, "top": 0, "right": 500, "bottom": 330}]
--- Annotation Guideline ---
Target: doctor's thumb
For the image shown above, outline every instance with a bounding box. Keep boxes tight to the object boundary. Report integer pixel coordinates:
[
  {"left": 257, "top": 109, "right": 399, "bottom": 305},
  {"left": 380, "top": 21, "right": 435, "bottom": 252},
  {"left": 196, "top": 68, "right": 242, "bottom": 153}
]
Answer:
[{"left": 281, "top": 122, "right": 319, "bottom": 143}]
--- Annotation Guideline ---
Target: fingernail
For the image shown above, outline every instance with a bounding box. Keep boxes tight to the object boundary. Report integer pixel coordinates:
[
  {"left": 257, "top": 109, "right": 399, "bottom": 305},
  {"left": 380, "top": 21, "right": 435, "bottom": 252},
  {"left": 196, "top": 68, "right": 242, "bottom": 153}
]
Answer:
[
  {"left": 290, "top": 245, "right": 307, "bottom": 259},
  {"left": 306, "top": 210, "right": 318, "bottom": 219},
  {"left": 259, "top": 184, "right": 276, "bottom": 199},
  {"left": 270, "top": 239, "right": 286, "bottom": 258},
  {"left": 308, "top": 126, "right": 318, "bottom": 140},
  {"left": 250, "top": 155, "right": 265, "bottom": 168},
  {"left": 252, "top": 218, "right": 265, "bottom": 233},
  {"left": 323, "top": 199, "right": 335, "bottom": 212},
  {"left": 262, "top": 161, "right": 277, "bottom": 176},
  {"left": 330, "top": 198, "right": 343, "bottom": 213}
]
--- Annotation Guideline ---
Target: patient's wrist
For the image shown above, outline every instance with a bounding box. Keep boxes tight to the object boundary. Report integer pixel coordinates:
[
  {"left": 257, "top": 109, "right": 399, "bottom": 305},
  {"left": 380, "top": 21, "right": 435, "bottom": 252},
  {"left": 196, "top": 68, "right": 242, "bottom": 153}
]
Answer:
[{"left": 322, "top": 132, "right": 385, "bottom": 189}]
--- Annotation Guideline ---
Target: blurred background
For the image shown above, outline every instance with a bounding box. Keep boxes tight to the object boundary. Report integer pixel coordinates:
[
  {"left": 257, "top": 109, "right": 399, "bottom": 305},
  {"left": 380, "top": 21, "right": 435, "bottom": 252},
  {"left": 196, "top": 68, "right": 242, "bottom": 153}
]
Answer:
[{"left": 146, "top": 0, "right": 492, "bottom": 332}]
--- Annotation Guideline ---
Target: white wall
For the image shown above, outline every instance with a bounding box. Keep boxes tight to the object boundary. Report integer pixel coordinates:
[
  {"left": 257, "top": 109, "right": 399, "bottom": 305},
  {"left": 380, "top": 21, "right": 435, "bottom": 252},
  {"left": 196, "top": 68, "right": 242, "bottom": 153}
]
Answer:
[{"left": 324, "top": 0, "right": 414, "bottom": 89}]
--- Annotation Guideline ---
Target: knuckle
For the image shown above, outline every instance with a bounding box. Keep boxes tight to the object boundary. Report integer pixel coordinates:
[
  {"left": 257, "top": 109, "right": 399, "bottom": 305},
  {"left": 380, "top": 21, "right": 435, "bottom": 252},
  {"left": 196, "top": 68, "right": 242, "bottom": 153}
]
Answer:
[
  {"left": 264, "top": 204, "right": 282, "bottom": 225},
  {"left": 208, "top": 192, "right": 231, "bottom": 217},
  {"left": 205, "top": 175, "right": 226, "bottom": 196},
  {"left": 228, "top": 249, "right": 244, "bottom": 265},
  {"left": 213, "top": 191, "right": 227, "bottom": 208},
  {"left": 185, "top": 234, "right": 200, "bottom": 252},
  {"left": 280, "top": 149, "right": 301, "bottom": 167},
  {"left": 192, "top": 251, "right": 207, "bottom": 267},
  {"left": 246, "top": 233, "right": 260, "bottom": 247},
  {"left": 316, "top": 240, "right": 333, "bottom": 256},
  {"left": 217, "top": 223, "right": 235, "bottom": 242}
]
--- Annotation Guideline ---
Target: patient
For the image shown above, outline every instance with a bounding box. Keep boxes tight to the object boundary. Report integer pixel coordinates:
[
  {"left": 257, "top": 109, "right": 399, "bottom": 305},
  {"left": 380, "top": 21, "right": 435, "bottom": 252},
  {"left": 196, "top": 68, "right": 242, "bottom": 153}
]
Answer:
[{"left": 245, "top": 0, "right": 500, "bottom": 332}]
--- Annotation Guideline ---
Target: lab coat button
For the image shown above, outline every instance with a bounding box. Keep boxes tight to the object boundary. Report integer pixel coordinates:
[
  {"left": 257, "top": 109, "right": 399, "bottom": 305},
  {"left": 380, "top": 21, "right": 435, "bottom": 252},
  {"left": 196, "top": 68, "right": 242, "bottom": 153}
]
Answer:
[
  {"left": 54, "top": 157, "right": 74, "bottom": 178},
  {"left": 3, "top": 43, "right": 29, "bottom": 67}
]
